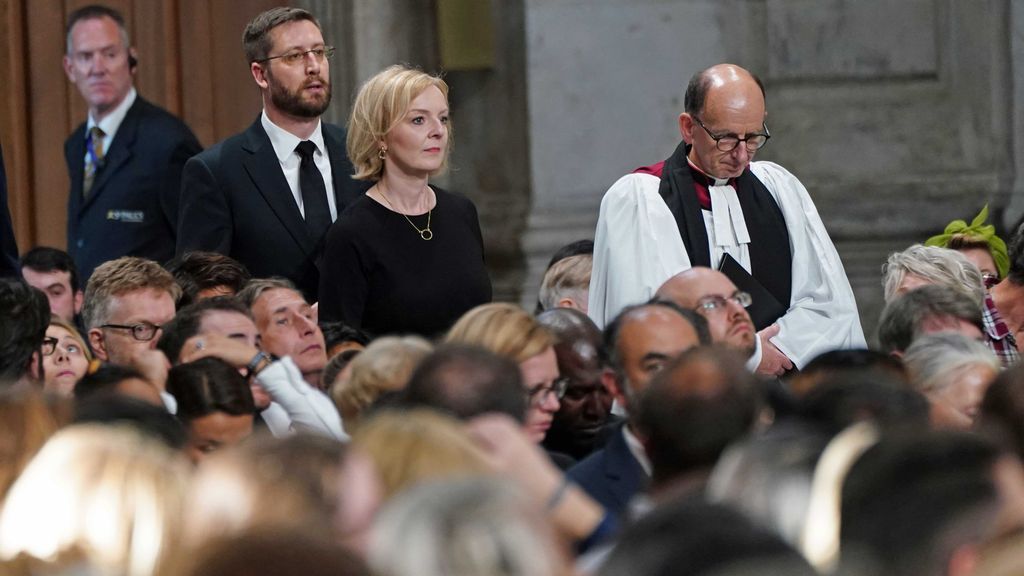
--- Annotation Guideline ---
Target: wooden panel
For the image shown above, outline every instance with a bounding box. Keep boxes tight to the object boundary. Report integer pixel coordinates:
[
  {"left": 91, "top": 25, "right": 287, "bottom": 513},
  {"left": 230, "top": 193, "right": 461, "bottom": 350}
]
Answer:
[
  {"left": 0, "top": 0, "right": 33, "bottom": 249},
  {"left": 26, "top": 1, "right": 73, "bottom": 249},
  {"left": 208, "top": 0, "right": 278, "bottom": 141}
]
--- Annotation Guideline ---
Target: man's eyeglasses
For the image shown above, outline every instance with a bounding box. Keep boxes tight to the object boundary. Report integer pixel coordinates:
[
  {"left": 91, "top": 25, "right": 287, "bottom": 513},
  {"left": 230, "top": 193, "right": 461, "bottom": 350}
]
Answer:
[
  {"left": 255, "top": 46, "right": 335, "bottom": 66},
  {"left": 692, "top": 116, "right": 770, "bottom": 152},
  {"left": 695, "top": 291, "right": 753, "bottom": 313},
  {"left": 527, "top": 378, "right": 569, "bottom": 406},
  {"left": 100, "top": 322, "right": 163, "bottom": 342}
]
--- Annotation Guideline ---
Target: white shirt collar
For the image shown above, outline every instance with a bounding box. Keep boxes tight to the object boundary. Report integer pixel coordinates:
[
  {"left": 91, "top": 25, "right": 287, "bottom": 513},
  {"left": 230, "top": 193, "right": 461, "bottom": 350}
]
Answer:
[
  {"left": 261, "top": 110, "right": 325, "bottom": 164},
  {"left": 87, "top": 87, "right": 137, "bottom": 140}
]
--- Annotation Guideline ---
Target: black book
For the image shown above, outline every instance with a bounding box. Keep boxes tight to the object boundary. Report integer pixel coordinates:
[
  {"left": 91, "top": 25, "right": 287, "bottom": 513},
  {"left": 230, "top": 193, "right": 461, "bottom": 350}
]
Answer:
[{"left": 717, "top": 253, "right": 787, "bottom": 331}]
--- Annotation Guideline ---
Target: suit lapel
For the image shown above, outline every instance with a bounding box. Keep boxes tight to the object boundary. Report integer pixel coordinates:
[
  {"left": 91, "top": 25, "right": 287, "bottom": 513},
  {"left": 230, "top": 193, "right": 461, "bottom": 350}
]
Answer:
[
  {"left": 67, "top": 125, "right": 87, "bottom": 218},
  {"left": 241, "top": 120, "right": 316, "bottom": 255},
  {"left": 81, "top": 99, "right": 140, "bottom": 211},
  {"left": 323, "top": 124, "right": 361, "bottom": 210},
  {"left": 602, "top": 425, "right": 647, "bottom": 510}
]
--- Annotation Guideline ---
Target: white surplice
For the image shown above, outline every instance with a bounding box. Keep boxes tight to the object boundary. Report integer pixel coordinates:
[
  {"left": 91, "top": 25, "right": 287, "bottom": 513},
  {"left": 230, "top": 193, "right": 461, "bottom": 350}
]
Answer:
[{"left": 588, "top": 160, "right": 865, "bottom": 369}]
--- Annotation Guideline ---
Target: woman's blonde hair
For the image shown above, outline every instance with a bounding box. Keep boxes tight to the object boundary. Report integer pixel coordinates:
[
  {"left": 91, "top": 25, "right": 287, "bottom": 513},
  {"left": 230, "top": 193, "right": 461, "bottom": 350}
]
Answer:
[
  {"left": 347, "top": 64, "right": 451, "bottom": 181},
  {"left": 0, "top": 424, "right": 190, "bottom": 576},
  {"left": 351, "top": 409, "right": 490, "bottom": 501},
  {"left": 48, "top": 315, "right": 93, "bottom": 363},
  {"left": 332, "top": 336, "right": 433, "bottom": 431},
  {"left": 446, "top": 303, "right": 556, "bottom": 363}
]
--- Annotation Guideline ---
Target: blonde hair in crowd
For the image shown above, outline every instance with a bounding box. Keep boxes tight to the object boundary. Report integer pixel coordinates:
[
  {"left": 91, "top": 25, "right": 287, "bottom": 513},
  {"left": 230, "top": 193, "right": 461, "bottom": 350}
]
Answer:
[
  {"left": 0, "top": 424, "right": 190, "bottom": 576},
  {"left": 446, "top": 303, "right": 556, "bottom": 363},
  {"left": 347, "top": 64, "right": 452, "bottom": 181},
  {"left": 333, "top": 335, "right": 433, "bottom": 430},
  {"left": 351, "top": 409, "right": 491, "bottom": 501}
]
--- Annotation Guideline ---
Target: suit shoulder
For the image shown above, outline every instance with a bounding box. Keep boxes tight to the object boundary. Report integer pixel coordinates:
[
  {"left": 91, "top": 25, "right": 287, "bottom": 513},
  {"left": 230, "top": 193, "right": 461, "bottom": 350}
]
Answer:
[
  {"left": 567, "top": 447, "right": 607, "bottom": 483},
  {"left": 322, "top": 121, "right": 348, "bottom": 141},
  {"left": 133, "top": 97, "right": 197, "bottom": 136}
]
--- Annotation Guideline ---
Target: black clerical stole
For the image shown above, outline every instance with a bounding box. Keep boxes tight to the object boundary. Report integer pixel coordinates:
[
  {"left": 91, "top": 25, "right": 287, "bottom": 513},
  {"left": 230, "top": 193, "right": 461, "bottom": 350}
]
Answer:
[{"left": 657, "top": 141, "right": 792, "bottom": 321}]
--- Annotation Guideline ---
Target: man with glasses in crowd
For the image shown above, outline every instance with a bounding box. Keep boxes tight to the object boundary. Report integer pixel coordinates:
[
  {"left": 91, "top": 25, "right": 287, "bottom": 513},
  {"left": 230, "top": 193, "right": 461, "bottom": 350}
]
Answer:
[
  {"left": 177, "top": 7, "right": 365, "bottom": 300},
  {"left": 82, "top": 256, "right": 178, "bottom": 375},
  {"left": 589, "top": 63, "right": 864, "bottom": 376},
  {"left": 656, "top": 267, "right": 760, "bottom": 371}
]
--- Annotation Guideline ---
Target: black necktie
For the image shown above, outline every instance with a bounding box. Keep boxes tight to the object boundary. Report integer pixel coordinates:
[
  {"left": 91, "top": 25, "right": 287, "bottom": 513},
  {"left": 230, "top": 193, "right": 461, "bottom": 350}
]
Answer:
[{"left": 295, "top": 140, "right": 332, "bottom": 240}]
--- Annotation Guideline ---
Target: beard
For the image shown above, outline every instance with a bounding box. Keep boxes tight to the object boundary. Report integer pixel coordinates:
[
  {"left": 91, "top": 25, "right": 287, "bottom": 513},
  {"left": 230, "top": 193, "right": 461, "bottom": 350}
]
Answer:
[{"left": 267, "top": 71, "right": 332, "bottom": 118}]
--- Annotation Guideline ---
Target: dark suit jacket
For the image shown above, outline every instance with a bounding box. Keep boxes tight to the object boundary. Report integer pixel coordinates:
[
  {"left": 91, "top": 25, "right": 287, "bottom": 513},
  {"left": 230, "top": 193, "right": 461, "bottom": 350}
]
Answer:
[
  {"left": 176, "top": 117, "right": 366, "bottom": 299},
  {"left": 566, "top": 423, "right": 648, "bottom": 521},
  {"left": 65, "top": 96, "right": 202, "bottom": 282},
  {"left": 0, "top": 142, "right": 18, "bottom": 276}
]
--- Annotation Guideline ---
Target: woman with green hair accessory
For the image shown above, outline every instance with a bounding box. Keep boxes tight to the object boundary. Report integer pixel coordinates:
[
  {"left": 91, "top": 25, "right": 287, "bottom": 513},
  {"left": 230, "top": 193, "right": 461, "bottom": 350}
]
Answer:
[{"left": 925, "top": 205, "right": 1008, "bottom": 286}]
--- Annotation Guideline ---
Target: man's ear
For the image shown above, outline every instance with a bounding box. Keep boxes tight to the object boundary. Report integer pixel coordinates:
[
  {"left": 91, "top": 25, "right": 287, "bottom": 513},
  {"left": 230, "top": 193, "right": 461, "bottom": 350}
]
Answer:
[
  {"left": 601, "top": 367, "right": 627, "bottom": 406},
  {"left": 556, "top": 297, "right": 582, "bottom": 311},
  {"left": 679, "top": 112, "right": 695, "bottom": 144},
  {"left": 73, "top": 290, "right": 84, "bottom": 315},
  {"left": 251, "top": 61, "right": 270, "bottom": 89},
  {"left": 28, "top": 350, "right": 43, "bottom": 383},
  {"left": 62, "top": 55, "right": 76, "bottom": 83},
  {"left": 127, "top": 47, "right": 138, "bottom": 72},
  {"left": 89, "top": 328, "right": 108, "bottom": 362}
]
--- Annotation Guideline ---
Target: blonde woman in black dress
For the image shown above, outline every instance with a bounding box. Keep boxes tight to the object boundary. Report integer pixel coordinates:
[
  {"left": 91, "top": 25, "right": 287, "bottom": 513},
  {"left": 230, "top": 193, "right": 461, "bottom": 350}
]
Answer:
[{"left": 318, "top": 65, "right": 491, "bottom": 336}]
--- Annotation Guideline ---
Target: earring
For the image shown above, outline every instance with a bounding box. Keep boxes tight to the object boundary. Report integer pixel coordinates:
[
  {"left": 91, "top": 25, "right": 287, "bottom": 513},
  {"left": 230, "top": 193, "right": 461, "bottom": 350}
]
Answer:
[{"left": 378, "top": 146, "right": 387, "bottom": 160}]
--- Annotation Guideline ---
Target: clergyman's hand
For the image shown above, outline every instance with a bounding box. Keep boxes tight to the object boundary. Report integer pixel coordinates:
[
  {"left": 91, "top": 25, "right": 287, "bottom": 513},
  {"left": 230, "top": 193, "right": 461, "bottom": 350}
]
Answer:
[{"left": 756, "top": 324, "right": 793, "bottom": 377}]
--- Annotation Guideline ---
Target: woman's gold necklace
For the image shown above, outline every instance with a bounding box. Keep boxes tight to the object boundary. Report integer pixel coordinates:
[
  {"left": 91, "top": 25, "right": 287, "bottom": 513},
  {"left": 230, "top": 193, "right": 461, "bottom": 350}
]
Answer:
[{"left": 377, "top": 181, "right": 433, "bottom": 241}]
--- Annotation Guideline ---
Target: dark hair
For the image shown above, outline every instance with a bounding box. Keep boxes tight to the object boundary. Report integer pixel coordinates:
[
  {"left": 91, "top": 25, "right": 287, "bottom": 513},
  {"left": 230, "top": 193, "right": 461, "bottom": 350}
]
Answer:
[
  {"left": 684, "top": 67, "right": 767, "bottom": 116},
  {"left": 184, "top": 528, "right": 368, "bottom": 576},
  {"left": 791, "top": 348, "right": 909, "bottom": 397},
  {"left": 322, "top": 348, "right": 361, "bottom": 390},
  {"left": 1008, "top": 219, "right": 1024, "bottom": 284},
  {"left": 166, "top": 357, "right": 255, "bottom": 423},
  {"left": 600, "top": 500, "right": 816, "bottom": 576},
  {"left": 636, "top": 346, "right": 761, "bottom": 488},
  {"left": 841, "top": 430, "right": 1002, "bottom": 576},
  {"left": 876, "top": 285, "right": 984, "bottom": 353},
  {"left": 546, "top": 239, "right": 594, "bottom": 271},
  {"left": 65, "top": 4, "right": 129, "bottom": 54},
  {"left": 73, "top": 394, "right": 187, "bottom": 449},
  {"left": 603, "top": 299, "right": 710, "bottom": 374},
  {"left": 0, "top": 278, "right": 49, "bottom": 383},
  {"left": 157, "top": 296, "right": 253, "bottom": 364},
  {"left": 536, "top": 306, "right": 605, "bottom": 365},
  {"left": 74, "top": 364, "right": 149, "bottom": 400},
  {"left": 20, "top": 246, "right": 81, "bottom": 293},
  {"left": 798, "top": 371, "right": 930, "bottom": 436},
  {"left": 399, "top": 344, "right": 527, "bottom": 423},
  {"left": 164, "top": 251, "right": 252, "bottom": 308},
  {"left": 320, "top": 321, "right": 372, "bottom": 351},
  {"left": 243, "top": 7, "right": 320, "bottom": 63},
  {"left": 980, "top": 363, "right": 1024, "bottom": 459}
]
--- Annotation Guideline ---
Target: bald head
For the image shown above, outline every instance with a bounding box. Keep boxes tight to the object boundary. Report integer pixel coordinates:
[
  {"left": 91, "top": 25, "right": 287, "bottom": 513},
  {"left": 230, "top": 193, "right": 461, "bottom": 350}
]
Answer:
[
  {"left": 656, "top": 267, "right": 756, "bottom": 356},
  {"left": 680, "top": 64, "right": 768, "bottom": 179}
]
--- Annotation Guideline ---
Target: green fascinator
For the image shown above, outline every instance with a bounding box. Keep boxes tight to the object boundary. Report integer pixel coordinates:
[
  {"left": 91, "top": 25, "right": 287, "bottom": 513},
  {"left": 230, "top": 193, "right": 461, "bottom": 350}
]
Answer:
[{"left": 924, "top": 204, "right": 1009, "bottom": 279}]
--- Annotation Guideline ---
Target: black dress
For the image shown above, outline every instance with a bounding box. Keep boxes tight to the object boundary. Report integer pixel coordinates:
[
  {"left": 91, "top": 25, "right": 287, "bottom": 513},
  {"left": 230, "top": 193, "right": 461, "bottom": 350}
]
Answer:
[{"left": 318, "top": 186, "right": 492, "bottom": 337}]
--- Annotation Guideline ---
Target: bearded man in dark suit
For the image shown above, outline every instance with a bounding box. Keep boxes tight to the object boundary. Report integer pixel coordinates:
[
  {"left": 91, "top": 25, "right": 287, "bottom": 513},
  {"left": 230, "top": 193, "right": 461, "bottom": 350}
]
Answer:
[
  {"left": 176, "top": 7, "right": 367, "bottom": 300},
  {"left": 63, "top": 5, "right": 202, "bottom": 283}
]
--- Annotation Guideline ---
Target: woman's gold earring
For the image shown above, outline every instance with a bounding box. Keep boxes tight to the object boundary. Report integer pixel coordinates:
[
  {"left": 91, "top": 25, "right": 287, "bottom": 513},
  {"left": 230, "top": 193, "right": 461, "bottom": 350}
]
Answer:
[{"left": 378, "top": 146, "right": 387, "bottom": 160}]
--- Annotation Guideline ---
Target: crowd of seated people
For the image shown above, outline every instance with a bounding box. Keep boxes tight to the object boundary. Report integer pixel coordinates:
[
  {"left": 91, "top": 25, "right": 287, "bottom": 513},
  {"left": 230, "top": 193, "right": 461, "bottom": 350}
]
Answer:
[
  {"left": 0, "top": 208, "right": 1020, "bottom": 575},
  {"left": 5, "top": 4, "right": 1024, "bottom": 574}
]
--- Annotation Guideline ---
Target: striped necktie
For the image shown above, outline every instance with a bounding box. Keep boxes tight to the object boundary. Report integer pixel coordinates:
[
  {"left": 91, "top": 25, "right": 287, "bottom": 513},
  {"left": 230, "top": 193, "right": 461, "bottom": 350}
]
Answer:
[{"left": 83, "top": 126, "right": 106, "bottom": 197}]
